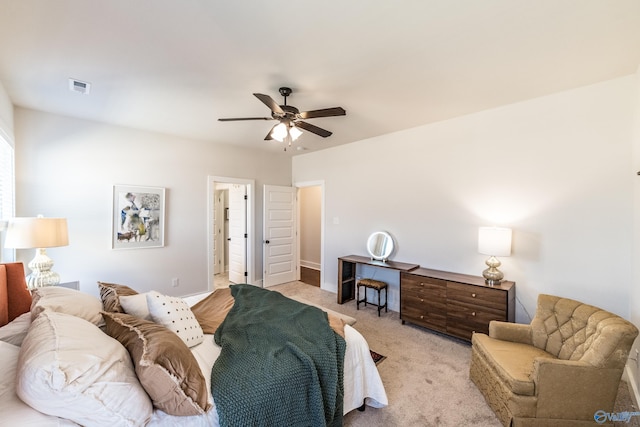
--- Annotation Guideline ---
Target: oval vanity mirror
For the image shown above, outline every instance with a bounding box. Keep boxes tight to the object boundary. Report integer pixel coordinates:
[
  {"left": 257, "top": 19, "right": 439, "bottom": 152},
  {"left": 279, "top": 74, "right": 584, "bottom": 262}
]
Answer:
[{"left": 367, "top": 231, "right": 394, "bottom": 262}]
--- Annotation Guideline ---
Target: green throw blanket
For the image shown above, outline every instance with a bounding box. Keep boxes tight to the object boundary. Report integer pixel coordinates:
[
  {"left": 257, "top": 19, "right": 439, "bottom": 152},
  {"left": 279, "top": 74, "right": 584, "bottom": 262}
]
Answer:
[{"left": 211, "top": 284, "right": 346, "bottom": 427}]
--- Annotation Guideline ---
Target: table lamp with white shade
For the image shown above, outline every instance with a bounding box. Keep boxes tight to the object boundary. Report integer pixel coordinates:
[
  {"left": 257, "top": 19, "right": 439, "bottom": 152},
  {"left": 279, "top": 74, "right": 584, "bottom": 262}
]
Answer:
[
  {"left": 478, "top": 226, "right": 512, "bottom": 285},
  {"left": 4, "top": 216, "right": 69, "bottom": 289}
]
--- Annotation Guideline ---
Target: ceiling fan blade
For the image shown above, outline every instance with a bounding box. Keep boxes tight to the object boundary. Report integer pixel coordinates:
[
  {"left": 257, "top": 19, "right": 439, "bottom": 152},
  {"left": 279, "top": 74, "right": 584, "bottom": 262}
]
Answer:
[
  {"left": 295, "top": 121, "right": 333, "bottom": 138},
  {"left": 253, "top": 93, "right": 284, "bottom": 114},
  {"left": 264, "top": 123, "right": 279, "bottom": 140},
  {"left": 298, "top": 107, "right": 346, "bottom": 119},
  {"left": 218, "top": 117, "right": 274, "bottom": 121}
]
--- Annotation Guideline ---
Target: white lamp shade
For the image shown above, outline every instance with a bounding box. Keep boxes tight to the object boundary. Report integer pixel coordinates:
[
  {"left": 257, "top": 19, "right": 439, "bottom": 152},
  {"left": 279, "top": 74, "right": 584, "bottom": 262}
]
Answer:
[
  {"left": 478, "top": 227, "right": 512, "bottom": 257},
  {"left": 5, "top": 217, "right": 69, "bottom": 249},
  {"left": 289, "top": 126, "right": 302, "bottom": 141},
  {"left": 271, "top": 123, "right": 288, "bottom": 142}
]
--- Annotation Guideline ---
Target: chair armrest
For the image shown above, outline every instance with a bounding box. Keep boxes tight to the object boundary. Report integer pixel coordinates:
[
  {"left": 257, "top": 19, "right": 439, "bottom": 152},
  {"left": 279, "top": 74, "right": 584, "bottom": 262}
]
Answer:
[
  {"left": 531, "top": 357, "right": 622, "bottom": 420},
  {"left": 488, "top": 321, "right": 533, "bottom": 345}
]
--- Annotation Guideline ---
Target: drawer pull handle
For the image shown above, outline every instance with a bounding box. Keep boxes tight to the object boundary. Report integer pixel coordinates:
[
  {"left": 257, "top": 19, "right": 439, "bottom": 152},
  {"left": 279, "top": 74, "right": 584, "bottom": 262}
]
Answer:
[
  {"left": 420, "top": 299, "right": 424, "bottom": 302},
  {"left": 420, "top": 283, "right": 425, "bottom": 287},
  {"left": 420, "top": 315, "right": 424, "bottom": 319},
  {"left": 471, "top": 293, "right": 477, "bottom": 298},
  {"left": 471, "top": 312, "right": 476, "bottom": 316}
]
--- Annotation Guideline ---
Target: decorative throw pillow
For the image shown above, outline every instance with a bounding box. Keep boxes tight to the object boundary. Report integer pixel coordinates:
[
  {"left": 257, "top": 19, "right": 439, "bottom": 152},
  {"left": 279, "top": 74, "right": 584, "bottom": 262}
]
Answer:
[
  {"left": 190, "top": 288, "right": 235, "bottom": 334},
  {"left": 102, "top": 312, "right": 211, "bottom": 416},
  {"left": 119, "top": 292, "right": 152, "bottom": 320},
  {"left": 98, "top": 281, "right": 138, "bottom": 312},
  {"left": 16, "top": 311, "right": 152, "bottom": 426},
  {"left": 146, "top": 291, "right": 204, "bottom": 347},
  {"left": 31, "top": 286, "right": 104, "bottom": 326}
]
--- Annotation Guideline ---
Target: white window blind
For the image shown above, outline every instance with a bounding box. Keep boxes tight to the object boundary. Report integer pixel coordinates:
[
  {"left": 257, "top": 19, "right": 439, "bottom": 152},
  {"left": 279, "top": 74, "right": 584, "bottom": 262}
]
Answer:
[
  {"left": 0, "top": 134, "right": 14, "bottom": 262},
  {"left": 0, "top": 136, "right": 13, "bottom": 217}
]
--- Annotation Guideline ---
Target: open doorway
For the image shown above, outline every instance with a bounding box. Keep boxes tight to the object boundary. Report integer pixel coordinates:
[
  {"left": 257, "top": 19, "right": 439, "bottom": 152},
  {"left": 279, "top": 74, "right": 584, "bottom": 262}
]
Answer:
[
  {"left": 207, "top": 176, "right": 255, "bottom": 291},
  {"left": 296, "top": 181, "right": 324, "bottom": 288}
]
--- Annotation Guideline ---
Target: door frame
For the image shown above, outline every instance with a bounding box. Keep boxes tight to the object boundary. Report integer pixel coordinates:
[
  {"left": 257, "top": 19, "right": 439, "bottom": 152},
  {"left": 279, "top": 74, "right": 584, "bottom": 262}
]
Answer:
[
  {"left": 207, "top": 176, "right": 255, "bottom": 290},
  {"left": 294, "top": 180, "right": 325, "bottom": 288}
]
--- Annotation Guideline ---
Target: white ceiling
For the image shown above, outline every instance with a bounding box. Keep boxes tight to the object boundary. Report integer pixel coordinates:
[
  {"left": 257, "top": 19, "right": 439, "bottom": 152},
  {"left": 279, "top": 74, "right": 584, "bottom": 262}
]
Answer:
[{"left": 1, "top": 1, "right": 639, "bottom": 155}]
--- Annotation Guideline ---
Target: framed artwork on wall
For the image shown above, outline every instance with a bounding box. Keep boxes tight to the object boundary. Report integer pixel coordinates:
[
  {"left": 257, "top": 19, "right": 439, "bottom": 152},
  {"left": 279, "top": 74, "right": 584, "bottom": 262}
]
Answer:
[{"left": 112, "top": 184, "right": 165, "bottom": 249}]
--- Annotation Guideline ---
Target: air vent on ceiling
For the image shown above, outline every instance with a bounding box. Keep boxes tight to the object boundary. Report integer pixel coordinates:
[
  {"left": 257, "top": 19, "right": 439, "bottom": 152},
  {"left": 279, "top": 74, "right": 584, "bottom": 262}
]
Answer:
[{"left": 68, "top": 78, "right": 91, "bottom": 95}]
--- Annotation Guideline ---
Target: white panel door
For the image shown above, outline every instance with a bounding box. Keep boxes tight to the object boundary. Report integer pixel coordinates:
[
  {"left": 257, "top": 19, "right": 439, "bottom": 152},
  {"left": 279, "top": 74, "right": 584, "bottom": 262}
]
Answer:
[
  {"left": 263, "top": 185, "right": 296, "bottom": 287},
  {"left": 228, "top": 184, "right": 247, "bottom": 284},
  {"left": 213, "top": 190, "right": 224, "bottom": 274}
]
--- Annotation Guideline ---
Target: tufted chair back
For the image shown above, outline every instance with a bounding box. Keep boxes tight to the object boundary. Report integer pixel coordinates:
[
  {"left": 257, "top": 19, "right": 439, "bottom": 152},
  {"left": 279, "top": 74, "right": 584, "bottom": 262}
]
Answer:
[{"left": 530, "top": 294, "right": 637, "bottom": 369}]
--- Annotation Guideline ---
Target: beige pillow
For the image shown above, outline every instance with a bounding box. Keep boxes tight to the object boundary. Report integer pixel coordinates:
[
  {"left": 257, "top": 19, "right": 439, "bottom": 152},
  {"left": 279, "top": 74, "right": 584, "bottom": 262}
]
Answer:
[
  {"left": 0, "top": 312, "right": 31, "bottom": 346},
  {"left": 102, "top": 311, "right": 211, "bottom": 416},
  {"left": 16, "top": 311, "right": 152, "bottom": 426},
  {"left": 146, "top": 291, "right": 204, "bottom": 347},
  {"left": 190, "top": 287, "right": 235, "bottom": 334},
  {"left": 98, "top": 281, "right": 138, "bottom": 312},
  {"left": 31, "top": 286, "right": 104, "bottom": 326},
  {"left": 119, "top": 292, "right": 152, "bottom": 320}
]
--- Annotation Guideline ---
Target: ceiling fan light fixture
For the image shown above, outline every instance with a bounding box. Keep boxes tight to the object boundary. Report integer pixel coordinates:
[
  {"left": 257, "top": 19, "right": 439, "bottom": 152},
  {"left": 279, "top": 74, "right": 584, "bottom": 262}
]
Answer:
[
  {"left": 289, "top": 125, "right": 302, "bottom": 141},
  {"left": 271, "top": 122, "right": 288, "bottom": 142}
]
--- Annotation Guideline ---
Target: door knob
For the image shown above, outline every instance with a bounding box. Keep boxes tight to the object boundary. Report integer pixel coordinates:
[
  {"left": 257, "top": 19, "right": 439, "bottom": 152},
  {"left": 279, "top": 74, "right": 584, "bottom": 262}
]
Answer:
[{"left": 265, "top": 240, "right": 270, "bottom": 244}]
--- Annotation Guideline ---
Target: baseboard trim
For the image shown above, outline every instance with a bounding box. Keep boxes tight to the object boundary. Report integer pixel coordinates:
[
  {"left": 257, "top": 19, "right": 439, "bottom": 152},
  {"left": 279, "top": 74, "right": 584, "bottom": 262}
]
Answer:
[
  {"left": 625, "top": 365, "right": 640, "bottom": 409},
  {"left": 300, "top": 260, "right": 321, "bottom": 271}
]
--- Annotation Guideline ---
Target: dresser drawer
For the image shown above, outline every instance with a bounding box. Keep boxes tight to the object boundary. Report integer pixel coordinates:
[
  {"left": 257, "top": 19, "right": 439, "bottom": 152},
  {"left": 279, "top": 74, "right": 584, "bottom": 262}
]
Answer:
[
  {"left": 446, "top": 300, "right": 506, "bottom": 325},
  {"left": 446, "top": 282, "right": 507, "bottom": 313},
  {"left": 446, "top": 322, "right": 488, "bottom": 341},
  {"left": 401, "top": 273, "right": 446, "bottom": 297},
  {"left": 402, "top": 290, "right": 447, "bottom": 313},
  {"left": 401, "top": 304, "right": 447, "bottom": 332}
]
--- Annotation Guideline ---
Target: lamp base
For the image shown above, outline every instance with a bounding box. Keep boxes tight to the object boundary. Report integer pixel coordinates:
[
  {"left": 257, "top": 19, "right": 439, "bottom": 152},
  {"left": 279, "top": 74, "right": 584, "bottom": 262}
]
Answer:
[
  {"left": 482, "top": 256, "right": 504, "bottom": 286},
  {"left": 26, "top": 248, "right": 61, "bottom": 290}
]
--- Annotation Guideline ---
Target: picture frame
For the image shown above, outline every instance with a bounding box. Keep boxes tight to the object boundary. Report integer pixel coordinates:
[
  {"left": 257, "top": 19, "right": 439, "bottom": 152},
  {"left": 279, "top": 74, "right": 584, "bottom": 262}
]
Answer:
[{"left": 112, "top": 185, "right": 165, "bottom": 249}]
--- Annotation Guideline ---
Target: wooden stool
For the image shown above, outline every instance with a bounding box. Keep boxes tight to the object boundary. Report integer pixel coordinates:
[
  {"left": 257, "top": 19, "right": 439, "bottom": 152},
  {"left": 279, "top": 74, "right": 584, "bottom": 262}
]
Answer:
[{"left": 357, "top": 278, "right": 388, "bottom": 317}]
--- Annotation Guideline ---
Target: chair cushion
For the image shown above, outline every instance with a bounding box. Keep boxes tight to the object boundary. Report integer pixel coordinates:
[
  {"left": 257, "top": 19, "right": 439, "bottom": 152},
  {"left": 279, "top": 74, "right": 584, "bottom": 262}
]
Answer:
[
  {"left": 359, "top": 278, "right": 387, "bottom": 290},
  {"left": 472, "top": 333, "right": 555, "bottom": 396}
]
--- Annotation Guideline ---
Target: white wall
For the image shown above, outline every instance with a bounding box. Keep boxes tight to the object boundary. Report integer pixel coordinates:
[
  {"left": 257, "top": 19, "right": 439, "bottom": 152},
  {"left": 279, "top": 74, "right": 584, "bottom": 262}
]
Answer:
[
  {"left": 630, "top": 65, "right": 640, "bottom": 398},
  {"left": 14, "top": 108, "right": 291, "bottom": 297},
  {"left": 293, "top": 75, "right": 636, "bottom": 322},
  {"left": 0, "top": 80, "right": 13, "bottom": 144},
  {"left": 299, "top": 185, "right": 321, "bottom": 269}
]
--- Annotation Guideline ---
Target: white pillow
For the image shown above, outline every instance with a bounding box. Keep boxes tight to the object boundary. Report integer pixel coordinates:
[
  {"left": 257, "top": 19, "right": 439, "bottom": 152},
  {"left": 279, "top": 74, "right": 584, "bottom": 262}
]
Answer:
[
  {"left": 119, "top": 292, "right": 151, "bottom": 320},
  {"left": 146, "top": 290, "right": 204, "bottom": 347},
  {"left": 0, "top": 312, "right": 31, "bottom": 346},
  {"left": 31, "top": 286, "right": 104, "bottom": 327},
  {"left": 16, "top": 311, "right": 153, "bottom": 427},
  {"left": 0, "top": 341, "right": 77, "bottom": 426}
]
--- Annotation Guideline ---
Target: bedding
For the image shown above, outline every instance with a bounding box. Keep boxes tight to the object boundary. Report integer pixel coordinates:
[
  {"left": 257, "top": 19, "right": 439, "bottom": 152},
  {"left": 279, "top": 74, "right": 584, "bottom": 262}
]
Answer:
[
  {"left": 1, "top": 283, "right": 387, "bottom": 426},
  {"left": 102, "top": 311, "right": 211, "bottom": 416},
  {"left": 16, "top": 311, "right": 153, "bottom": 426},
  {"left": 211, "top": 284, "right": 345, "bottom": 427}
]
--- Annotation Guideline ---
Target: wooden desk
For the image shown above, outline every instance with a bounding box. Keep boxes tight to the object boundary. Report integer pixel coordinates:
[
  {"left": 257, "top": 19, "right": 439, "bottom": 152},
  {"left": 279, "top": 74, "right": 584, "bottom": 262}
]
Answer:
[{"left": 337, "top": 255, "right": 419, "bottom": 304}]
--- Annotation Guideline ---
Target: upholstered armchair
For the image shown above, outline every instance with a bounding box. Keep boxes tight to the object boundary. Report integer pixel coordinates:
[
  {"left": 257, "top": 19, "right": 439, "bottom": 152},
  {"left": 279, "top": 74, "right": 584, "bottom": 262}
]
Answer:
[
  {"left": 0, "top": 262, "right": 32, "bottom": 327},
  {"left": 470, "top": 294, "right": 638, "bottom": 427}
]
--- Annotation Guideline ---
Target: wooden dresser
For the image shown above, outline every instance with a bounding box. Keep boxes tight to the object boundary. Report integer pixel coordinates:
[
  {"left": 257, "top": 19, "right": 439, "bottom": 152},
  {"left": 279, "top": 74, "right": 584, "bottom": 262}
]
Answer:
[{"left": 400, "top": 268, "right": 515, "bottom": 342}]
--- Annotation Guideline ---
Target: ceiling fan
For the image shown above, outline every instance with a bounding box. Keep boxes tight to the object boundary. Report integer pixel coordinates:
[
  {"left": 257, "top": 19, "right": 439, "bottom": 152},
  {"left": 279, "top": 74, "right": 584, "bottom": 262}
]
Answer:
[{"left": 218, "top": 87, "right": 346, "bottom": 145}]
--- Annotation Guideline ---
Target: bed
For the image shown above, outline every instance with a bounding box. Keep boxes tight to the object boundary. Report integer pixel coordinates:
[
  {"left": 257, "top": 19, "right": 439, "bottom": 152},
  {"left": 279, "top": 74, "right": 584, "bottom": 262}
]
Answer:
[{"left": 0, "top": 262, "right": 387, "bottom": 426}]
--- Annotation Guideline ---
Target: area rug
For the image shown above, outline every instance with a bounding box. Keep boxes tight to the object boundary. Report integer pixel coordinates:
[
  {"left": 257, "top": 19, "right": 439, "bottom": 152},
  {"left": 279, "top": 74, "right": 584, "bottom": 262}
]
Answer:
[{"left": 369, "top": 350, "right": 386, "bottom": 365}]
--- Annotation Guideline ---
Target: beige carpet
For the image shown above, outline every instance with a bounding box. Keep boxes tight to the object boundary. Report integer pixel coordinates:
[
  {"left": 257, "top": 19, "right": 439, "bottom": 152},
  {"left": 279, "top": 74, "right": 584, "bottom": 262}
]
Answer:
[{"left": 271, "top": 281, "right": 640, "bottom": 427}]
